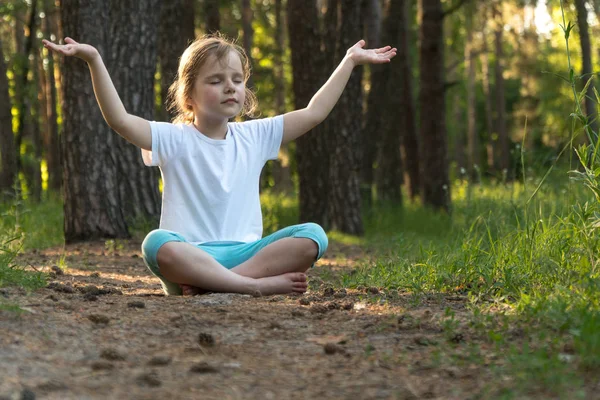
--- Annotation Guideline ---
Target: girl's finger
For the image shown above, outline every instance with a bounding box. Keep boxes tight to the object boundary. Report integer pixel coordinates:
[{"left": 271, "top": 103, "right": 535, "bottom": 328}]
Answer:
[
  {"left": 375, "top": 46, "right": 392, "bottom": 54},
  {"left": 64, "top": 37, "right": 78, "bottom": 45}
]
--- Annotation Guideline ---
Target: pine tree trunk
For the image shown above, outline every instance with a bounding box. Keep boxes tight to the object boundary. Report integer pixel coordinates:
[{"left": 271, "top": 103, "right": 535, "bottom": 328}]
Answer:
[
  {"left": 574, "top": 0, "right": 598, "bottom": 139},
  {"left": 204, "top": 0, "right": 220, "bottom": 34},
  {"left": 242, "top": 0, "right": 255, "bottom": 91},
  {"left": 465, "top": 20, "right": 479, "bottom": 181},
  {"left": 419, "top": 0, "right": 450, "bottom": 211},
  {"left": 61, "top": 0, "right": 128, "bottom": 241},
  {"left": 287, "top": 0, "right": 330, "bottom": 227},
  {"left": 376, "top": 0, "right": 404, "bottom": 203},
  {"left": 494, "top": 5, "right": 509, "bottom": 177},
  {"left": 42, "top": 0, "right": 61, "bottom": 192},
  {"left": 480, "top": 27, "right": 496, "bottom": 174},
  {"left": 0, "top": 37, "right": 16, "bottom": 196},
  {"left": 108, "top": 0, "right": 161, "bottom": 226},
  {"left": 159, "top": 0, "right": 195, "bottom": 122},
  {"left": 361, "top": 0, "right": 382, "bottom": 205},
  {"left": 328, "top": 0, "right": 364, "bottom": 234},
  {"left": 398, "top": 0, "right": 419, "bottom": 200}
]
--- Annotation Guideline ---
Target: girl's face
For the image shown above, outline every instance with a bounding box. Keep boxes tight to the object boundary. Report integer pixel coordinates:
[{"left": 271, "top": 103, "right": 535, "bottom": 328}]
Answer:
[{"left": 188, "top": 50, "right": 246, "bottom": 122}]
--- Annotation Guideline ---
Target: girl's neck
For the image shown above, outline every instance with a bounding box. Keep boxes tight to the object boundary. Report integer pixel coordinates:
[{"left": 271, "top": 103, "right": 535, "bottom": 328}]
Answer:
[{"left": 193, "top": 116, "right": 228, "bottom": 140}]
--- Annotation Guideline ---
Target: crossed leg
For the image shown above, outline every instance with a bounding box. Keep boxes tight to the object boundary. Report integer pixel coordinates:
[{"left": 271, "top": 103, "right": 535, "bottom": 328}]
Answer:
[{"left": 157, "top": 237, "right": 318, "bottom": 296}]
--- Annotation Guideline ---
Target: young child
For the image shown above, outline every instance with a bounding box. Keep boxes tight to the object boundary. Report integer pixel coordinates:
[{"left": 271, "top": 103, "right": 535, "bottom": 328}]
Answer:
[{"left": 42, "top": 34, "right": 396, "bottom": 296}]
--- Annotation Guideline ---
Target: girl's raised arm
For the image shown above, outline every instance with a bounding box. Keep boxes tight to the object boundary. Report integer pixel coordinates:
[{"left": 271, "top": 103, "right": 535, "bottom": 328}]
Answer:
[
  {"left": 43, "top": 37, "right": 152, "bottom": 150},
  {"left": 282, "top": 39, "right": 396, "bottom": 144}
]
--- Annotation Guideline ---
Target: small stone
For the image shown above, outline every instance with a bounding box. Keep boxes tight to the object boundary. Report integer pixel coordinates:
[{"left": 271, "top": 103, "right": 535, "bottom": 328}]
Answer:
[
  {"left": 80, "top": 285, "right": 101, "bottom": 295},
  {"left": 83, "top": 293, "right": 98, "bottom": 302},
  {"left": 47, "top": 283, "right": 74, "bottom": 294},
  {"left": 198, "top": 332, "right": 215, "bottom": 347},
  {"left": 127, "top": 301, "right": 145, "bottom": 309},
  {"left": 333, "top": 288, "right": 347, "bottom": 298},
  {"left": 148, "top": 355, "right": 172, "bottom": 366},
  {"left": 91, "top": 361, "right": 114, "bottom": 370},
  {"left": 323, "top": 287, "right": 335, "bottom": 297},
  {"left": 324, "top": 343, "right": 341, "bottom": 355},
  {"left": 189, "top": 362, "right": 219, "bottom": 374},
  {"left": 269, "top": 295, "right": 285, "bottom": 302},
  {"left": 100, "top": 348, "right": 126, "bottom": 361},
  {"left": 46, "top": 294, "right": 59, "bottom": 302},
  {"left": 299, "top": 298, "right": 311, "bottom": 306},
  {"left": 56, "top": 301, "right": 74, "bottom": 310},
  {"left": 367, "top": 287, "right": 379, "bottom": 295},
  {"left": 309, "top": 304, "right": 328, "bottom": 314},
  {"left": 136, "top": 372, "right": 161, "bottom": 387},
  {"left": 37, "top": 379, "right": 67, "bottom": 392},
  {"left": 88, "top": 314, "right": 110, "bottom": 325},
  {"left": 50, "top": 265, "right": 64, "bottom": 275},
  {"left": 341, "top": 302, "right": 354, "bottom": 310},
  {"left": 291, "top": 310, "right": 305, "bottom": 317},
  {"left": 449, "top": 333, "right": 465, "bottom": 344},
  {"left": 90, "top": 272, "right": 101, "bottom": 278},
  {"left": 21, "top": 388, "right": 36, "bottom": 400}
]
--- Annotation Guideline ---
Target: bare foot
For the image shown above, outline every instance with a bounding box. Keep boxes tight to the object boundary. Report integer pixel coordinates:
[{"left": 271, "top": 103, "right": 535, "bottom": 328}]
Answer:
[
  {"left": 255, "top": 273, "right": 308, "bottom": 296},
  {"left": 179, "top": 284, "right": 210, "bottom": 296}
]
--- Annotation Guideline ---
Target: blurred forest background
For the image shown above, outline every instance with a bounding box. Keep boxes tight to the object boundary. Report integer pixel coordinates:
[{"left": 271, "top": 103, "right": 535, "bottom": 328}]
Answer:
[{"left": 0, "top": 0, "right": 596, "bottom": 241}]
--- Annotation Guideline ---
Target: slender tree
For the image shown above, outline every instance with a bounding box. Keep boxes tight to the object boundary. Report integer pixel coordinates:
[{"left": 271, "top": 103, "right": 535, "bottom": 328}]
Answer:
[
  {"left": 574, "top": 0, "right": 598, "bottom": 139},
  {"left": 0, "top": 37, "right": 16, "bottom": 196},
  {"left": 204, "top": 0, "right": 220, "bottom": 34},
  {"left": 493, "top": 3, "right": 509, "bottom": 176},
  {"left": 419, "top": 0, "right": 450, "bottom": 211},
  {"left": 287, "top": 0, "right": 331, "bottom": 227},
  {"left": 159, "top": 0, "right": 195, "bottom": 122}
]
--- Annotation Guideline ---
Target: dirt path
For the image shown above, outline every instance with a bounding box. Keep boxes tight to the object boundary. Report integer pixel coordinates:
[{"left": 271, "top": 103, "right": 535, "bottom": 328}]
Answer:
[{"left": 1, "top": 240, "right": 487, "bottom": 399}]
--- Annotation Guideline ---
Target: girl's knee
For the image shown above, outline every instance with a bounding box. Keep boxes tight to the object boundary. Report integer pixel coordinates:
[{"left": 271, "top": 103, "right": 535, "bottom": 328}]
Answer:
[
  {"left": 141, "top": 229, "right": 187, "bottom": 270},
  {"left": 297, "top": 223, "right": 328, "bottom": 259}
]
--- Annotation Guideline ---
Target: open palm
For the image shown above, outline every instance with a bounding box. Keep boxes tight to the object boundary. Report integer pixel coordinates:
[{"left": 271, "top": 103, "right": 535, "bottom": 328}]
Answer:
[
  {"left": 347, "top": 39, "right": 397, "bottom": 66},
  {"left": 42, "top": 37, "right": 98, "bottom": 63}
]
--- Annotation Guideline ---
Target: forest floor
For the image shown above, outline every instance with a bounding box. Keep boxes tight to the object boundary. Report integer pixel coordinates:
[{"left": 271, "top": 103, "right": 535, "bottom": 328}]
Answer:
[{"left": 0, "top": 239, "right": 591, "bottom": 400}]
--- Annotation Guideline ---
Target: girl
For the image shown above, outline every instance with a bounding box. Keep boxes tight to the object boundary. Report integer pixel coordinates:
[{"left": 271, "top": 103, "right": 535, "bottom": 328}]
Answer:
[{"left": 42, "top": 34, "right": 396, "bottom": 296}]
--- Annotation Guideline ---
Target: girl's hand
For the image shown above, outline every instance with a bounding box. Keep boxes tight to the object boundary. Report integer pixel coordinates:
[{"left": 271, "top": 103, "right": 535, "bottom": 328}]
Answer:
[
  {"left": 42, "top": 37, "right": 99, "bottom": 63},
  {"left": 346, "top": 39, "right": 397, "bottom": 66}
]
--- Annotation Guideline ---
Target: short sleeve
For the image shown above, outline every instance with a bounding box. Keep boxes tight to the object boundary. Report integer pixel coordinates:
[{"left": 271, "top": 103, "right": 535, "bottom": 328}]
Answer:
[
  {"left": 236, "top": 115, "right": 284, "bottom": 163},
  {"left": 141, "top": 121, "right": 184, "bottom": 167}
]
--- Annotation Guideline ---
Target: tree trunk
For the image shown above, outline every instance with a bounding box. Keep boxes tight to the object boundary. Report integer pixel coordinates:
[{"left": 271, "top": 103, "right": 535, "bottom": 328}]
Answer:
[
  {"left": 376, "top": 0, "right": 404, "bottom": 203},
  {"left": 328, "top": 0, "right": 364, "bottom": 234},
  {"left": 42, "top": 0, "right": 62, "bottom": 191},
  {"left": 494, "top": 5, "right": 509, "bottom": 176},
  {"left": 0, "top": 37, "right": 16, "bottom": 196},
  {"left": 204, "top": 0, "right": 220, "bottom": 34},
  {"left": 242, "top": 0, "right": 255, "bottom": 91},
  {"left": 287, "top": 0, "right": 330, "bottom": 227},
  {"left": 159, "top": 0, "right": 195, "bottom": 122},
  {"left": 271, "top": 0, "right": 293, "bottom": 192},
  {"left": 108, "top": 0, "right": 161, "bottom": 226},
  {"left": 398, "top": 0, "right": 419, "bottom": 199},
  {"left": 480, "top": 23, "right": 496, "bottom": 174},
  {"left": 465, "top": 17, "right": 479, "bottom": 181},
  {"left": 419, "top": 0, "right": 450, "bottom": 211},
  {"left": 24, "top": 45, "right": 43, "bottom": 202},
  {"left": 574, "top": 0, "right": 598, "bottom": 139},
  {"left": 361, "top": 0, "right": 382, "bottom": 205},
  {"left": 61, "top": 0, "right": 128, "bottom": 241}
]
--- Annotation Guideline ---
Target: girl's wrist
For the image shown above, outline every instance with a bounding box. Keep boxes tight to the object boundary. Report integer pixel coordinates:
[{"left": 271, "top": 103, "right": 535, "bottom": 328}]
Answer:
[{"left": 344, "top": 53, "right": 357, "bottom": 69}]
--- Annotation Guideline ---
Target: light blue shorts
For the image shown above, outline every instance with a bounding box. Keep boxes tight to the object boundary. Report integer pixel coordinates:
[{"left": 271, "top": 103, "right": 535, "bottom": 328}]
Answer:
[{"left": 141, "top": 223, "right": 328, "bottom": 295}]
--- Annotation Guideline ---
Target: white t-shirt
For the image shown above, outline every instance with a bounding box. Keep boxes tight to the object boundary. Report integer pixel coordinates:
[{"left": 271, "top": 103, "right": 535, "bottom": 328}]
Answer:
[{"left": 141, "top": 116, "right": 283, "bottom": 244}]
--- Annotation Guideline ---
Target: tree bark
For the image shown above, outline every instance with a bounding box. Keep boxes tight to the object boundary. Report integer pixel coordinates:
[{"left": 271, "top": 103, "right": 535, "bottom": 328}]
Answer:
[
  {"left": 328, "top": 0, "right": 364, "bottom": 234},
  {"left": 42, "top": 0, "right": 62, "bottom": 191},
  {"left": 108, "top": 0, "right": 161, "bottom": 226},
  {"left": 361, "top": 0, "right": 382, "bottom": 205},
  {"left": 287, "top": 0, "right": 331, "bottom": 227},
  {"left": 574, "top": 0, "right": 598, "bottom": 139},
  {"left": 242, "top": 0, "right": 255, "bottom": 91},
  {"left": 398, "top": 0, "right": 419, "bottom": 199},
  {"left": 465, "top": 16, "right": 479, "bottom": 181},
  {"left": 159, "top": 0, "right": 195, "bottom": 122},
  {"left": 0, "top": 37, "right": 16, "bottom": 196},
  {"left": 480, "top": 22, "right": 496, "bottom": 174},
  {"left": 493, "top": 5, "right": 509, "bottom": 176},
  {"left": 61, "top": 0, "right": 128, "bottom": 241},
  {"left": 204, "top": 0, "right": 220, "bottom": 34},
  {"left": 375, "top": 0, "right": 404, "bottom": 203},
  {"left": 419, "top": 0, "right": 450, "bottom": 211}
]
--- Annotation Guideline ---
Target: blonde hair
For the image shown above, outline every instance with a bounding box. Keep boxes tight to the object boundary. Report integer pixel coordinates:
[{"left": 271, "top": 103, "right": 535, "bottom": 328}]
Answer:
[{"left": 167, "top": 34, "right": 258, "bottom": 124}]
